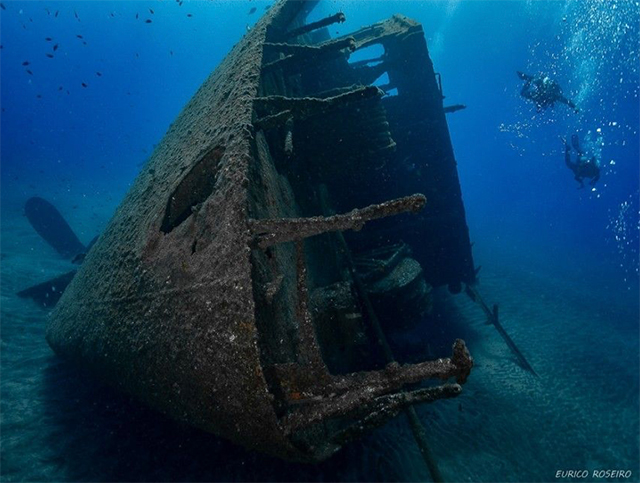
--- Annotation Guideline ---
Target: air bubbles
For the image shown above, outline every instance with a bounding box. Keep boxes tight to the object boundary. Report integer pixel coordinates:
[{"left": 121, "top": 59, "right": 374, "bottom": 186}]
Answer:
[{"left": 607, "top": 194, "right": 640, "bottom": 282}]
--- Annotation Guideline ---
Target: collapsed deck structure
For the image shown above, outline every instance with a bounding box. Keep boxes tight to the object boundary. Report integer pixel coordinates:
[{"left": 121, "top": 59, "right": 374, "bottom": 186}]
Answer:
[{"left": 48, "top": 1, "right": 476, "bottom": 462}]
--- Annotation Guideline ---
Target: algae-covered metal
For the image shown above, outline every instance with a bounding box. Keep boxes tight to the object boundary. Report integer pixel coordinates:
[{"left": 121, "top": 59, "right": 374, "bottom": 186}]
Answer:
[{"left": 48, "top": 0, "right": 475, "bottom": 462}]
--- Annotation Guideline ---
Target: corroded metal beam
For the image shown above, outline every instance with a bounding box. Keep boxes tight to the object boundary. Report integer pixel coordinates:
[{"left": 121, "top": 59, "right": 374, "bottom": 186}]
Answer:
[
  {"left": 254, "top": 85, "right": 383, "bottom": 119},
  {"left": 249, "top": 194, "right": 426, "bottom": 249},
  {"left": 282, "top": 11, "right": 346, "bottom": 40},
  {"left": 280, "top": 340, "right": 470, "bottom": 434},
  {"left": 263, "top": 37, "right": 356, "bottom": 72}
]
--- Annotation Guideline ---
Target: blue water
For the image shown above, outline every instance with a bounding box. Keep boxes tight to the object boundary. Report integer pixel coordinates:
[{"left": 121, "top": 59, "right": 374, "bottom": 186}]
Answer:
[{"left": 1, "top": 1, "right": 639, "bottom": 481}]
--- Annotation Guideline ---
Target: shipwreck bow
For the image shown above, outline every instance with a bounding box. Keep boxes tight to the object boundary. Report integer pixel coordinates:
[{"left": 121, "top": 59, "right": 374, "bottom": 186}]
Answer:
[{"left": 48, "top": 0, "right": 476, "bottom": 462}]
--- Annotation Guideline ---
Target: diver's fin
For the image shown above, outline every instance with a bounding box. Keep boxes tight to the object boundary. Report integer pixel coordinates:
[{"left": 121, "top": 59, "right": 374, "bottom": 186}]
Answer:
[
  {"left": 25, "top": 197, "right": 86, "bottom": 259},
  {"left": 17, "top": 270, "right": 77, "bottom": 308}
]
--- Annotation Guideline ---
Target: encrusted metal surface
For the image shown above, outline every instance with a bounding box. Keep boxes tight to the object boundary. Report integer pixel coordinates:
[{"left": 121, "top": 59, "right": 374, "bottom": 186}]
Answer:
[
  {"left": 47, "top": 0, "right": 475, "bottom": 463},
  {"left": 48, "top": 0, "right": 299, "bottom": 460}
]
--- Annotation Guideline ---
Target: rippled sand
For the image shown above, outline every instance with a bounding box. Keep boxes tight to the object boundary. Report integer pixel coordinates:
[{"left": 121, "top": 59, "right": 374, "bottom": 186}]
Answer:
[{"left": 1, "top": 203, "right": 638, "bottom": 482}]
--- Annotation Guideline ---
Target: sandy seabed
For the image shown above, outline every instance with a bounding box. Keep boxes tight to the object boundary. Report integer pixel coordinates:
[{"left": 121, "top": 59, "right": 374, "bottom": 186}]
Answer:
[{"left": 1, "top": 194, "right": 638, "bottom": 483}]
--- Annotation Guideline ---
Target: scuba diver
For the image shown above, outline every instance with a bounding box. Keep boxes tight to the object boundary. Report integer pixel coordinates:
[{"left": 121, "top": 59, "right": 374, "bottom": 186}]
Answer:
[
  {"left": 517, "top": 71, "right": 578, "bottom": 112},
  {"left": 563, "top": 134, "right": 601, "bottom": 189}
]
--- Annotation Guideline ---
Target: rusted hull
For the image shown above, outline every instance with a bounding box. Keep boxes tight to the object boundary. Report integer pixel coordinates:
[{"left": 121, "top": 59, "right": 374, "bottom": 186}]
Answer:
[
  {"left": 48, "top": 0, "right": 474, "bottom": 462},
  {"left": 47, "top": 1, "right": 296, "bottom": 459}
]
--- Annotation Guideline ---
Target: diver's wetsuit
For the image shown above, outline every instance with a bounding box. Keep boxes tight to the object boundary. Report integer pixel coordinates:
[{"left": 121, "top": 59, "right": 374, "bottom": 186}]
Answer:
[
  {"left": 518, "top": 71, "right": 578, "bottom": 112},
  {"left": 564, "top": 135, "right": 601, "bottom": 188}
]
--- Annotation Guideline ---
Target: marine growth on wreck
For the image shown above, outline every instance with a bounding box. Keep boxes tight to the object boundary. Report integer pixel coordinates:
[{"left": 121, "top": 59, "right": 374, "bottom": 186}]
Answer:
[{"left": 47, "top": 0, "right": 477, "bottom": 463}]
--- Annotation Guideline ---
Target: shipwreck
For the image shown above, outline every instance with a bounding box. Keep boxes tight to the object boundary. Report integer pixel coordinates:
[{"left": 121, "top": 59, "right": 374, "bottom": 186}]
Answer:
[{"left": 47, "top": 0, "right": 477, "bottom": 463}]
